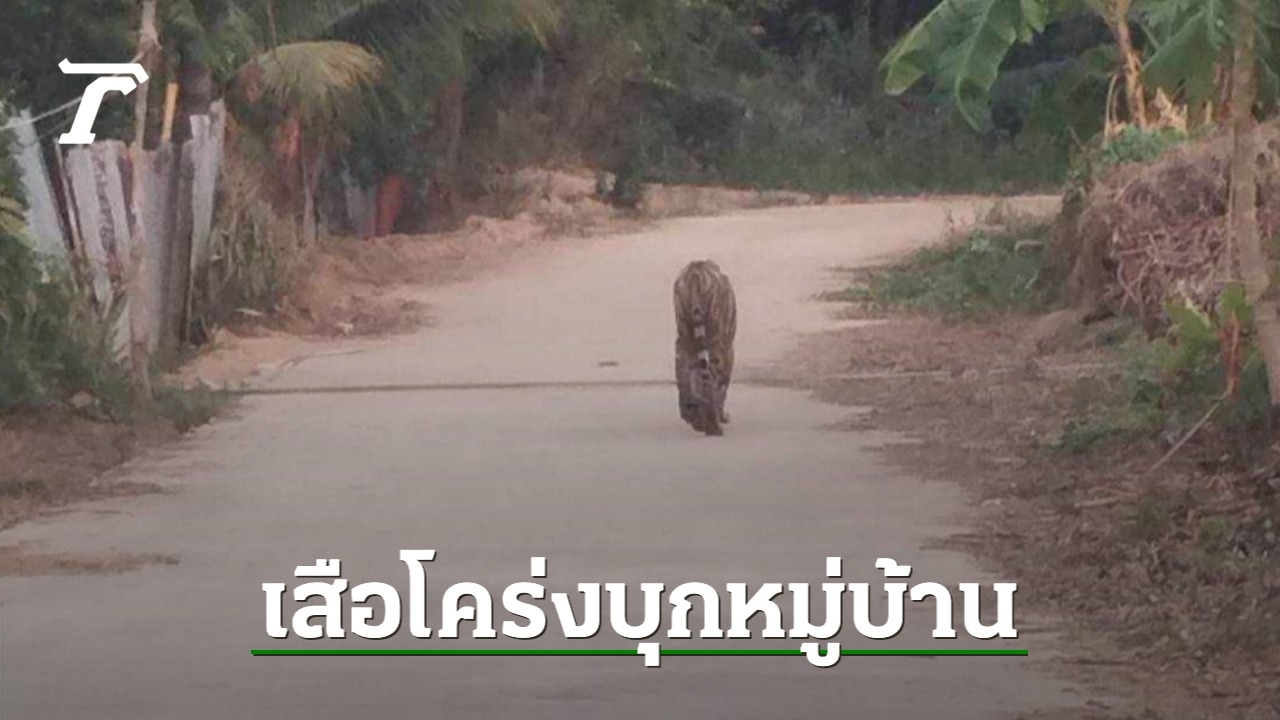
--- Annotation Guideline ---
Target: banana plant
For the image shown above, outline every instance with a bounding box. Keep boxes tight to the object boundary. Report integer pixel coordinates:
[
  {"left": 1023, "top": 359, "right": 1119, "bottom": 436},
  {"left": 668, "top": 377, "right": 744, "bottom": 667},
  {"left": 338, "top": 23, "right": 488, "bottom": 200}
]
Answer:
[
  {"left": 882, "top": 0, "right": 1088, "bottom": 130},
  {"left": 879, "top": 0, "right": 1258, "bottom": 132},
  {"left": 1139, "top": 0, "right": 1279, "bottom": 115}
]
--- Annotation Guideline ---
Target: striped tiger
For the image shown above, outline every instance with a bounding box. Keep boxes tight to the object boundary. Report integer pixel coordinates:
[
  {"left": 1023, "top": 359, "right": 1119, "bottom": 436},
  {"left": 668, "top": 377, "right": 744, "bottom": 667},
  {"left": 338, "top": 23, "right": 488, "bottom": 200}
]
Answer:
[{"left": 673, "top": 260, "right": 737, "bottom": 436}]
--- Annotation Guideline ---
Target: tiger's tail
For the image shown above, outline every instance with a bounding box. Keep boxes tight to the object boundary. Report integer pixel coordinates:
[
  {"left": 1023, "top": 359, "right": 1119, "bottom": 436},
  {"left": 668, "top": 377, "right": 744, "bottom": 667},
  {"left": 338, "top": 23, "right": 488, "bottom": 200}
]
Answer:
[{"left": 691, "top": 306, "right": 712, "bottom": 371}]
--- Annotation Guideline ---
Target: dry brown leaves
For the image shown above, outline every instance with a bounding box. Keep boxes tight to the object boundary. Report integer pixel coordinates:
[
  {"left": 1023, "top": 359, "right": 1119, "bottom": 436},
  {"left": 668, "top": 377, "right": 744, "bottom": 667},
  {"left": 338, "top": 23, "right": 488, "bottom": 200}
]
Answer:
[{"left": 1077, "top": 122, "right": 1280, "bottom": 328}]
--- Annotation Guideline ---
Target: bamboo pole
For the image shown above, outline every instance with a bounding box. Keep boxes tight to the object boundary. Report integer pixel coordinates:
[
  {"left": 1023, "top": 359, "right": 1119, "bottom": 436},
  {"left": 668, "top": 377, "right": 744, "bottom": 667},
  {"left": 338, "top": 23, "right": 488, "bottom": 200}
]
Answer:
[
  {"left": 126, "top": 0, "right": 159, "bottom": 401},
  {"left": 160, "top": 82, "right": 180, "bottom": 143}
]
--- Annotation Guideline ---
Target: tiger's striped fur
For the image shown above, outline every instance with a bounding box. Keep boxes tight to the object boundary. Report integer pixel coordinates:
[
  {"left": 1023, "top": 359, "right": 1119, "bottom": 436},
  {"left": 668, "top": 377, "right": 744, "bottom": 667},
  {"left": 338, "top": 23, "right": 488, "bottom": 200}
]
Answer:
[{"left": 673, "top": 260, "right": 737, "bottom": 436}]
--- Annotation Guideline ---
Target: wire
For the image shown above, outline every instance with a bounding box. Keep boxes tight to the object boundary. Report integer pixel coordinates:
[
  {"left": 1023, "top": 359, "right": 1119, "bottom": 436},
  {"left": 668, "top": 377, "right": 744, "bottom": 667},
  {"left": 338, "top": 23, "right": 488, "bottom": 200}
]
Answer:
[
  {"left": 6, "top": 106, "right": 75, "bottom": 149},
  {"left": 0, "top": 95, "right": 83, "bottom": 132},
  {"left": 1, "top": 51, "right": 145, "bottom": 132}
]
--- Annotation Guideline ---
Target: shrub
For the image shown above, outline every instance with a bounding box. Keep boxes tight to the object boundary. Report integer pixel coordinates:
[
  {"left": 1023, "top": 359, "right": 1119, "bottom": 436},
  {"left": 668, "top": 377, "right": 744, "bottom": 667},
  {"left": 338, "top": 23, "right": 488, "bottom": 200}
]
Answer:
[
  {"left": 1062, "top": 284, "right": 1273, "bottom": 460},
  {"left": 0, "top": 197, "right": 132, "bottom": 416},
  {"left": 189, "top": 151, "right": 302, "bottom": 342}
]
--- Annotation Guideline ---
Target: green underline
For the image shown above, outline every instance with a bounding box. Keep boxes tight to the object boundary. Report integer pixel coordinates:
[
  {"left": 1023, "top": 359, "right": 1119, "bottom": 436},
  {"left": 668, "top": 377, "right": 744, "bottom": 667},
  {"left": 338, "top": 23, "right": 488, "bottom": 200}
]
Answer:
[{"left": 252, "top": 648, "right": 1028, "bottom": 657}]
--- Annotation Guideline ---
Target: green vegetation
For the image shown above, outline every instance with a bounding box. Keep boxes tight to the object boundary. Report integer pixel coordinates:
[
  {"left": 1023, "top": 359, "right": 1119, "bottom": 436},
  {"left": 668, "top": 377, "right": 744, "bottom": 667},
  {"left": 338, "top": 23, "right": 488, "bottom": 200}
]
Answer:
[
  {"left": 1061, "top": 286, "right": 1274, "bottom": 456},
  {"left": 1063, "top": 124, "right": 1190, "bottom": 209},
  {"left": 0, "top": 131, "right": 224, "bottom": 423},
  {"left": 708, "top": 92, "right": 1069, "bottom": 194},
  {"left": 0, "top": 125, "right": 131, "bottom": 414},
  {"left": 0, "top": 213, "right": 227, "bottom": 423},
  {"left": 847, "top": 213, "right": 1057, "bottom": 319},
  {"left": 0, "top": 206, "right": 130, "bottom": 415},
  {"left": 189, "top": 151, "right": 304, "bottom": 341},
  {"left": 466, "top": 0, "right": 1085, "bottom": 195},
  {"left": 882, "top": 0, "right": 1280, "bottom": 131}
]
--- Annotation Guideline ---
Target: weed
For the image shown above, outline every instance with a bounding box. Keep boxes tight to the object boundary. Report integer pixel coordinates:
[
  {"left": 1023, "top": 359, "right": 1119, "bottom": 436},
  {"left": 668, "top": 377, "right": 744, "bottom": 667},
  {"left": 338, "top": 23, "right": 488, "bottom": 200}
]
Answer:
[
  {"left": 1127, "top": 494, "right": 1172, "bottom": 541},
  {"left": 1195, "top": 515, "right": 1232, "bottom": 551},
  {"left": 1055, "top": 418, "right": 1122, "bottom": 454},
  {"left": 710, "top": 93, "right": 1069, "bottom": 195},
  {"left": 189, "top": 155, "right": 302, "bottom": 342},
  {"left": 148, "top": 382, "right": 229, "bottom": 433}
]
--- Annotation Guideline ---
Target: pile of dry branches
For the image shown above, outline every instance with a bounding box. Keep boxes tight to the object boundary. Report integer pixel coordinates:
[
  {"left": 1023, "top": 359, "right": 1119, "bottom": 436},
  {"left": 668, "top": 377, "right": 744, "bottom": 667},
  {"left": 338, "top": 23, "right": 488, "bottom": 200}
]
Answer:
[{"left": 1071, "top": 122, "right": 1280, "bottom": 329}]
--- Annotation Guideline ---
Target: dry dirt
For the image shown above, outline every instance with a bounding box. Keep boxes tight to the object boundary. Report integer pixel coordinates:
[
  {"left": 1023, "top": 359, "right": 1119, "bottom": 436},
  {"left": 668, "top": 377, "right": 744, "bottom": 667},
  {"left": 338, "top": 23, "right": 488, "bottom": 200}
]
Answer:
[
  {"left": 779, "top": 306, "right": 1280, "bottom": 720},
  {"left": 0, "top": 410, "right": 178, "bottom": 531},
  {"left": 0, "top": 544, "right": 179, "bottom": 576}
]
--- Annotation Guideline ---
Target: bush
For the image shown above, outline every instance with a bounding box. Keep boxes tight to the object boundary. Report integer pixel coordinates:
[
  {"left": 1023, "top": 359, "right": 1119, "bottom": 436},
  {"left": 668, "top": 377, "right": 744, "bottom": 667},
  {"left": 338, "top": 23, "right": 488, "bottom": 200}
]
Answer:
[
  {"left": 0, "top": 197, "right": 132, "bottom": 415},
  {"left": 0, "top": 155, "right": 225, "bottom": 425},
  {"left": 1061, "top": 285, "right": 1273, "bottom": 460}
]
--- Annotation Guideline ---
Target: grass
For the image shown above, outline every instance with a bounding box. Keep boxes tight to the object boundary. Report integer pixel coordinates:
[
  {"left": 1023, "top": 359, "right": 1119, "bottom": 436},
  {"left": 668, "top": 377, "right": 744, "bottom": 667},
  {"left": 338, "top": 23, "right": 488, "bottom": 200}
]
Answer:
[{"left": 842, "top": 213, "right": 1057, "bottom": 321}]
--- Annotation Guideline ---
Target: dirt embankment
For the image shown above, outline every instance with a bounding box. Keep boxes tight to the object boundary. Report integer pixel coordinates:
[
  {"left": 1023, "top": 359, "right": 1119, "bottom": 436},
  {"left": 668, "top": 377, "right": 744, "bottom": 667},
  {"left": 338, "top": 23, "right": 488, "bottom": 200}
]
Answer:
[
  {"left": 785, "top": 307, "right": 1280, "bottom": 720},
  {"left": 0, "top": 410, "right": 178, "bottom": 531}
]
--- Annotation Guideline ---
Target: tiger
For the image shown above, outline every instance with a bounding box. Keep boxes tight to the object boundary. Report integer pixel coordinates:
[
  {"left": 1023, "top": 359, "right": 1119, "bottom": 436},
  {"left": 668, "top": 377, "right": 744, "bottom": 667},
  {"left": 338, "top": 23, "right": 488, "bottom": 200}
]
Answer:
[{"left": 673, "top": 260, "right": 737, "bottom": 436}]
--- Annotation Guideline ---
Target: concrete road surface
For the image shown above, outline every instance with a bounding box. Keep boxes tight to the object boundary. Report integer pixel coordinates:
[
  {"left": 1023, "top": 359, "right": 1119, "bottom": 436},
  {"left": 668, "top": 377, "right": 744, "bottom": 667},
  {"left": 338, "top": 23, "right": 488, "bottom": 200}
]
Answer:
[{"left": 1, "top": 199, "right": 1099, "bottom": 719}]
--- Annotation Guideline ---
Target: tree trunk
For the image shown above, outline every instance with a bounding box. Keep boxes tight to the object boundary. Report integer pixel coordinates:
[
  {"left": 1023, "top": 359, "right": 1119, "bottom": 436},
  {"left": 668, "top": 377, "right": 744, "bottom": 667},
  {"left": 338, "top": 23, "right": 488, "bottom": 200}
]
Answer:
[
  {"left": 174, "top": 54, "right": 212, "bottom": 144},
  {"left": 1110, "top": 13, "right": 1149, "bottom": 128},
  {"left": 126, "top": 0, "right": 160, "bottom": 401},
  {"left": 850, "top": 0, "right": 874, "bottom": 101},
  {"left": 1229, "top": 0, "right": 1280, "bottom": 420},
  {"left": 424, "top": 75, "right": 465, "bottom": 230}
]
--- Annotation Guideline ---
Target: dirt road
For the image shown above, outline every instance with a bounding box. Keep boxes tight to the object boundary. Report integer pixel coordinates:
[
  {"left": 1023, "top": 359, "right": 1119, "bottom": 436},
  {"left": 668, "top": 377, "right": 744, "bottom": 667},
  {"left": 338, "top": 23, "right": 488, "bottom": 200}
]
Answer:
[{"left": 0, "top": 198, "right": 1099, "bottom": 720}]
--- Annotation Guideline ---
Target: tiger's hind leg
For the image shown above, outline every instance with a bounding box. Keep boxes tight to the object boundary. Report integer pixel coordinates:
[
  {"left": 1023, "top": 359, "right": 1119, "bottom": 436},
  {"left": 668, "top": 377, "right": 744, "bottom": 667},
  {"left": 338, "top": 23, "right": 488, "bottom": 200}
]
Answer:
[
  {"left": 675, "top": 346, "right": 704, "bottom": 431},
  {"left": 701, "top": 403, "right": 723, "bottom": 436},
  {"left": 717, "top": 344, "right": 734, "bottom": 424}
]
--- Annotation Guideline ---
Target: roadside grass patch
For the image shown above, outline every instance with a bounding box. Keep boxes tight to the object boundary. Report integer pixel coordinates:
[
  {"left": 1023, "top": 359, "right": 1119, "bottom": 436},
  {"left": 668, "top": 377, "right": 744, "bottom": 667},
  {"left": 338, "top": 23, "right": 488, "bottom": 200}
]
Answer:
[
  {"left": 149, "top": 381, "right": 228, "bottom": 433},
  {"left": 841, "top": 214, "right": 1057, "bottom": 320}
]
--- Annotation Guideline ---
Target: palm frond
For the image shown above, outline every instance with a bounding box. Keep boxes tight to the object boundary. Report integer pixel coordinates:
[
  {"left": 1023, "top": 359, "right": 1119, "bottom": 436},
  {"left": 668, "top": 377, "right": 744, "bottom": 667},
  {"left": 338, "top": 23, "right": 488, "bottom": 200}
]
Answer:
[
  {"left": 0, "top": 195, "right": 26, "bottom": 239},
  {"left": 464, "top": 0, "right": 562, "bottom": 45},
  {"left": 238, "top": 41, "right": 383, "bottom": 130}
]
